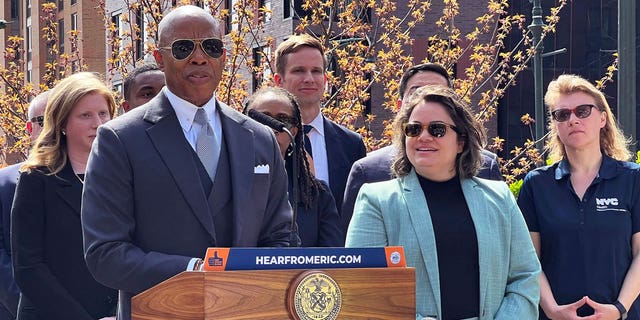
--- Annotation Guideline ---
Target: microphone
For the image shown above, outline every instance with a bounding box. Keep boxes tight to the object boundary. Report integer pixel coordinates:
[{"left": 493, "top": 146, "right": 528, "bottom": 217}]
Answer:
[
  {"left": 247, "top": 109, "right": 287, "bottom": 132},
  {"left": 246, "top": 108, "right": 300, "bottom": 247}
]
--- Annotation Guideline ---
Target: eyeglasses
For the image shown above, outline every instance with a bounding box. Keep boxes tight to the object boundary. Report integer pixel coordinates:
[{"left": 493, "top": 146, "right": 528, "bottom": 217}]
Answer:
[
  {"left": 551, "top": 104, "right": 598, "bottom": 122},
  {"left": 30, "top": 116, "right": 44, "bottom": 127},
  {"left": 158, "top": 38, "right": 224, "bottom": 61},
  {"left": 403, "top": 121, "right": 460, "bottom": 138}
]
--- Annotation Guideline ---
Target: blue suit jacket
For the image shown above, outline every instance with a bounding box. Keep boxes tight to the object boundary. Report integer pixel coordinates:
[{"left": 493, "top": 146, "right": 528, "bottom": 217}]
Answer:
[
  {"left": 322, "top": 116, "right": 366, "bottom": 215},
  {"left": 345, "top": 170, "right": 540, "bottom": 319},
  {"left": 0, "top": 164, "right": 20, "bottom": 319},
  {"left": 82, "top": 92, "right": 293, "bottom": 320},
  {"left": 341, "top": 145, "right": 502, "bottom": 235}
]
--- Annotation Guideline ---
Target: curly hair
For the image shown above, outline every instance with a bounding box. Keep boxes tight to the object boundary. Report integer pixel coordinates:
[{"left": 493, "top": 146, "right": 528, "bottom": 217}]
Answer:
[
  {"left": 245, "top": 87, "right": 323, "bottom": 209},
  {"left": 391, "top": 85, "right": 486, "bottom": 179},
  {"left": 544, "top": 74, "right": 631, "bottom": 162},
  {"left": 21, "top": 72, "right": 117, "bottom": 175}
]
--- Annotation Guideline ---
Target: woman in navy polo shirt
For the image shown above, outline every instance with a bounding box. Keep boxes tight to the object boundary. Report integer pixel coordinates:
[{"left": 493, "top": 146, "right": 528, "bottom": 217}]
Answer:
[{"left": 518, "top": 74, "right": 640, "bottom": 320}]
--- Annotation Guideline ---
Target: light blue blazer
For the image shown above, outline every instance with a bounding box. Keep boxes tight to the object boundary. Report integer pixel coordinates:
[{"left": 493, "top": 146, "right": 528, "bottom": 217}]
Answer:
[{"left": 345, "top": 169, "right": 540, "bottom": 320}]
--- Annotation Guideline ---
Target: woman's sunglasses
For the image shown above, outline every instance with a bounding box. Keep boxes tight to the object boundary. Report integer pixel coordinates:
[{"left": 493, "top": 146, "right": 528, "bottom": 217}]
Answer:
[
  {"left": 158, "top": 38, "right": 224, "bottom": 61},
  {"left": 550, "top": 104, "right": 597, "bottom": 122},
  {"left": 403, "top": 121, "right": 459, "bottom": 138}
]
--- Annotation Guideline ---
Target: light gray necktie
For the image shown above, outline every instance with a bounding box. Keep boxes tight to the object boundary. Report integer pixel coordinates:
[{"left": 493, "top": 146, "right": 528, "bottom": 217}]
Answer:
[{"left": 194, "top": 108, "right": 219, "bottom": 181}]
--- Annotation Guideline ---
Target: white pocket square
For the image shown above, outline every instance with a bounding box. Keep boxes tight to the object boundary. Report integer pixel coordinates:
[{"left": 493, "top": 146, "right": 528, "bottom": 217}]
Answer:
[{"left": 254, "top": 164, "right": 270, "bottom": 174}]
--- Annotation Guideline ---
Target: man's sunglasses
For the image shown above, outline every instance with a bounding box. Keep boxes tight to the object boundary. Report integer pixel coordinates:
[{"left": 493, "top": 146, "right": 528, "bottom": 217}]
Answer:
[
  {"left": 158, "top": 38, "right": 224, "bottom": 61},
  {"left": 403, "top": 121, "right": 460, "bottom": 138},
  {"left": 550, "top": 104, "right": 598, "bottom": 122}
]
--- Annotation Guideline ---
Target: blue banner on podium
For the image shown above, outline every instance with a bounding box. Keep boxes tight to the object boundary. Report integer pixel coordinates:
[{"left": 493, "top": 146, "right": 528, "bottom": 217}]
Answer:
[{"left": 203, "top": 247, "right": 406, "bottom": 271}]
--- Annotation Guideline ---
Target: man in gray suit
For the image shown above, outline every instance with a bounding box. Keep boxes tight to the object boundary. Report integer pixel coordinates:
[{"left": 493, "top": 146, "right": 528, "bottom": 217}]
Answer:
[{"left": 81, "top": 6, "right": 292, "bottom": 320}]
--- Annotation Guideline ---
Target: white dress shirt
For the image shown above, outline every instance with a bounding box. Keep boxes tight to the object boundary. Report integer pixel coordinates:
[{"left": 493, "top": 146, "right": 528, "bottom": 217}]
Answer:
[{"left": 304, "top": 112, "right": 329, "bottom": 186}]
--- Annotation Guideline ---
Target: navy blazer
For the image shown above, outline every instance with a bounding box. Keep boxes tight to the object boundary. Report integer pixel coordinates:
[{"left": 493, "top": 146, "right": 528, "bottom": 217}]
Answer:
[
  {"left": 0, "top": 163, "right": 20, "bottom": 319},
  {"left": 82, "top": 92, "right": 293, "bottom": 320},
  {"left": 11, "top": 162, "right": 117, "bottom": 319},
  {"left": 341, "top": 145, "right": 503, "bottom": 236},
  {"left": 322, "top": 116, "right": 366, "bottom": 216}
]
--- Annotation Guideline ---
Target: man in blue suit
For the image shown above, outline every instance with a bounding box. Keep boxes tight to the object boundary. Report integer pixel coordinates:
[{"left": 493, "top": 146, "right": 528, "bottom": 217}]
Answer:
[
  {"left": 274, "top": 34, "right": 367, "bottom": 218},
  {"left": 341, "top": 63, "right": 502, "bottom": 235},
  {"left": 82, "top": 6, "right": 292, "bottom": 320},
  {"left": 0, "top": 91, "right": 48, "bottom": 319}
]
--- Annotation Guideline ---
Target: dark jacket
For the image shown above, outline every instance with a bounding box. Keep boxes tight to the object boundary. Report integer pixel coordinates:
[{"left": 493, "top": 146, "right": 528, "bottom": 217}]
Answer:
[{"left": 11, "top": 162, "right": 117, "bottom": 320}]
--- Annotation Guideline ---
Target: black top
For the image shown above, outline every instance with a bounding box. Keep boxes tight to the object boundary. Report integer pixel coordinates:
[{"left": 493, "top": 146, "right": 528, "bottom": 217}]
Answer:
[{"left": 419, "top": 175, "right": 479, "bottom": 320}]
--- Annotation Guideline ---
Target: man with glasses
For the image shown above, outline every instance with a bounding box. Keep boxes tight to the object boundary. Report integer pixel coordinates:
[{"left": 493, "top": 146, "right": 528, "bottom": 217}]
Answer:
[
  {"left": 341, "top": 63, "right": 502, "bottom": 236},
  {"left": 0, "top": 91, "right": 48, "bottom": 320},
  {"left": 81, "top": 6, "right": 292, "bottom": 320}
]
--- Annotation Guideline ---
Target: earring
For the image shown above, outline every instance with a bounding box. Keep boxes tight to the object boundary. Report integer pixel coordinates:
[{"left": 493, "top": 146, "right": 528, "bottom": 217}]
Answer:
[
  {"left": 286, "top": 144, "right": 294, "bottom": 157},
  {"left": 62, "top": 129, "right": 66, "bottom": 136}
]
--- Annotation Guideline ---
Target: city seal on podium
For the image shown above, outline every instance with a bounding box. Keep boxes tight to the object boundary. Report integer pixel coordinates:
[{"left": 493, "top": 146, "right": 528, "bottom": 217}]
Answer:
[{"left": 287, "top": 270, "right": 342, "bottom": 320}]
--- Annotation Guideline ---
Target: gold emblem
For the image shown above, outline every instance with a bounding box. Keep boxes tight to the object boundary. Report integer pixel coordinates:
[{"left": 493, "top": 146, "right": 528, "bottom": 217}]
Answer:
[{"left": 288, "top": 271, "right": 342, "bottom": 320}]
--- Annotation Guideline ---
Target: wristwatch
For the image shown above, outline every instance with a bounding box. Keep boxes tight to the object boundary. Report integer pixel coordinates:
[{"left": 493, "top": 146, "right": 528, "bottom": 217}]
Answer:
[{"left": 613, "top": 300, "right": 628, "bottom": 320}]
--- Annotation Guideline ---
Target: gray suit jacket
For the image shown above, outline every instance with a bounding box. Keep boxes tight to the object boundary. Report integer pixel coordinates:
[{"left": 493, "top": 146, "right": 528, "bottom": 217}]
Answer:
[
  {"left": 345, "top": 170, "right": 540, "bottom": 319},
  {"left": 81, "top": 92, "right": 292, "bottom": 319}
]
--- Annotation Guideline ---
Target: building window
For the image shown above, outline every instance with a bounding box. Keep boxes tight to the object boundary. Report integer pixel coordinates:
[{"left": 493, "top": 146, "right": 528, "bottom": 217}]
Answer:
[
  {"left": 111, "top": 13, "right": 122, "bottom": 67},
  {"left": 71, "top": 13, "right": 78, "bottom": 30},
  {"left": 252, "top": 46, "right": 272, "bottom": 91},
  {"left": 58, "top": 0, "right": 63, "bottom": 10},
  {"left": 11, "top": 0, "right": 19, "bottom": 19},
  {"left": 259, "top": 0, "right": 272, "bottom": 22},
  {"left": 58, "top": 19, "right": 65, "bottom": 53},
  {"left": 135, "top": 9, "right": 145, "bottom": 60},
  {"left": 283, "top": 0, "right": 291, "bottom": 18},
  {"left": 26, "top": 25, "right": 32, "bottom": 61},
  {"left": 71, "top": 0, "right": 76, "bottom": 5}
]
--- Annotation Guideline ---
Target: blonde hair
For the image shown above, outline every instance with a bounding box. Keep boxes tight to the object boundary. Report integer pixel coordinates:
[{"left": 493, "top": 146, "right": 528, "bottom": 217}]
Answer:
[
  {"left": 21, "top": 72, "right": 117, "bottom": 174},
  {"left": 544, "top": 74, "right": 631, "bottom": 162}
]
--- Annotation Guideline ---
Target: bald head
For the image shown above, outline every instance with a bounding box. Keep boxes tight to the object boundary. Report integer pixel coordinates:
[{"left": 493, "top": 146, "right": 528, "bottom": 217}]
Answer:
[
  {"left": 157, "top": 5, "right": 223, "bottom": 46},
  {"left": 27, "top": 91, "right": 50, "bottom": 142}
]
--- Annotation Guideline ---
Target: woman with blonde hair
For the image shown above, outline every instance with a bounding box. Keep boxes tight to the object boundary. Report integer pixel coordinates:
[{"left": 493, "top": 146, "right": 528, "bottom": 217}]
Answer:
[
  {"left": 518, "top": 74, "right": 640, "bottom": 320},
  {"left": 11, "top": 72, "right": 118, "bottom": 320}
]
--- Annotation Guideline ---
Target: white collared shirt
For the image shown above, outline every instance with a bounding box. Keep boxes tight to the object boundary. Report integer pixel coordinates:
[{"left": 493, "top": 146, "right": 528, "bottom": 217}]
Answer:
[
  {"left": 163, "top": 87, "right": 222, "bottom": 153},
  {"left": 304, "top": 112, "right": 329, "bottom": 186}
]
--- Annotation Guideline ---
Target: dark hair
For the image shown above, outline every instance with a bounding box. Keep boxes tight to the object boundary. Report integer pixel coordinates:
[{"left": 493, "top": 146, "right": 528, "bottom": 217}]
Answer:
[
  {"left": 245, "top": 87, "right": 323, "bottom": 209},
  {"left": 123, "top": 64, "right": 161, "bottom": 101},
  {"left": 391, "top": 85, "right": 486, "bottom": 179},
  {"left": 398, "top": 63, "right": 452, "bottom": 97}
]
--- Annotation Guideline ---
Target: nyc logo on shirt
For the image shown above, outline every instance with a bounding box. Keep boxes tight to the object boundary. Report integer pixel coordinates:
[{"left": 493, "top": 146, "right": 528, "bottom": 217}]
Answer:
[{"left": 596, "top": 197, "right": 627, "bottom": 213}]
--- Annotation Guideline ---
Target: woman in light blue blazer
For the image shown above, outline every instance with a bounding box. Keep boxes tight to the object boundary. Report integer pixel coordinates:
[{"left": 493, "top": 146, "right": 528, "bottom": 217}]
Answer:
[{"left": 345, "top": 85, "right": 540, "bottom": 320}]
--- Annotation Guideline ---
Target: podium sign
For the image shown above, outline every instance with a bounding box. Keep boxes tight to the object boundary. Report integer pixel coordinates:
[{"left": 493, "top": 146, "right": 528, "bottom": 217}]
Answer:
[{"left": 132, "top": 247, "right": 415, "bottom": 319}]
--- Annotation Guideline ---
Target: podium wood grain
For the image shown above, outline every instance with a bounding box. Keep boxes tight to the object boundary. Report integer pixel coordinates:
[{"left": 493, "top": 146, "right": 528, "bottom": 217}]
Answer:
[{"left": 132, "top": 268, "right": 415, "bottom": 319}]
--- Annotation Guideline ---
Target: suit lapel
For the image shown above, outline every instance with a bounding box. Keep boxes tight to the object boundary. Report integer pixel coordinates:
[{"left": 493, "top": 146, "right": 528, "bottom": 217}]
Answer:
[
  {"left": 461, "top": 178, "right": 490, "bottom": 315},
  {"left": 55, "top": 162, "right": 82, "bottom": 216},
  {"left": 402, "top": 170, "right": 442, "bottom": 317},
  {"left": 217, "top": 104, "right": 254, "bottom": 245},
  {"left": 144, "top": 93, "right": 216, "bottom": 240}
]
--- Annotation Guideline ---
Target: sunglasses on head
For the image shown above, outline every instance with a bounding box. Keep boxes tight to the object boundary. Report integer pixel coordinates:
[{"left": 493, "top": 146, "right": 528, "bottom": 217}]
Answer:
[
  {"left": 158, "top": 38, "right": 224, "bottom": 61},
  {"left": 403, "top": 121, "right": 460, "bottom": 138},
  {"left": 550, "top": 104, "right": 598, "bottom": 122}
]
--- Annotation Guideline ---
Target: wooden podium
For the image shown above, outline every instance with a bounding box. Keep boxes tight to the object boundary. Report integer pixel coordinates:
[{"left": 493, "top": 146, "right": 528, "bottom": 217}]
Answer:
[{"left": 131, "top": 267, "right": 415, "bottom": 319}]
